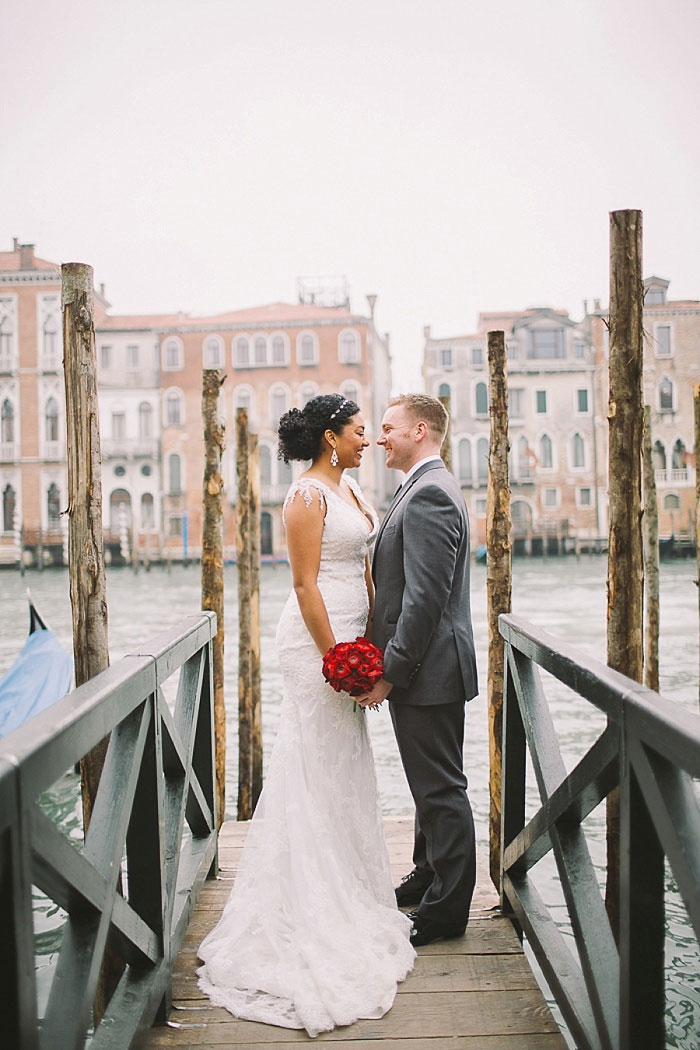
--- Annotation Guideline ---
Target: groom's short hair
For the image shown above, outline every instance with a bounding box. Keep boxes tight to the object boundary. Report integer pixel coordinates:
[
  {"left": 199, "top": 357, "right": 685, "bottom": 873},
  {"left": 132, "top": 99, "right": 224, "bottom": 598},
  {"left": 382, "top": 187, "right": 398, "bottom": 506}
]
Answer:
[{"left": 389, "top": 394, "right": 448, "bottom": 441}]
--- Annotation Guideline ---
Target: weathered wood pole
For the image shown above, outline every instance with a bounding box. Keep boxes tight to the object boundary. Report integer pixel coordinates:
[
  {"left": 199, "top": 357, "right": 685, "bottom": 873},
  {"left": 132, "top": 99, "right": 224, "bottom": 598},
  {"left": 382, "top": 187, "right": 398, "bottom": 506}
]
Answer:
[
  {"left": 236, "top": 409, "right": 262, "bottom": 820},
  {"left": 695, "top": 385, "right": 700, "bottom": 710},
  {"left": 642, "top": 406, "right": 659, "bottom": 693},
  {"left": 606, "top": 210, "right": 645, "bottom": 940},
  {"left": 62, "top": 263, "right": 111, "bottom": 829},
  {"left": 438, "top": 394, "right": 453, "bottom": 472},
  {"left": 249, "top": 435, "right": 263, "bottom": 809},
  {"left": 486, "top": 330, "right": 512, "bottom": 890},
  {"left": 62, "top": 262, "right": 120, "bottom": 1020},
  {"left": 202, "top": 370, "right": 226, "bottom": 828}
]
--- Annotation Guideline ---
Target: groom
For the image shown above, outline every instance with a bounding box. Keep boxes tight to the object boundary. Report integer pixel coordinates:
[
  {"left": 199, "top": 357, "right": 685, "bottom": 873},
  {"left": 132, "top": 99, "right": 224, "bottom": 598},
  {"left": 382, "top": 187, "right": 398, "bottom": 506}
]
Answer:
[{"left": 359, "top": 393, "right": 478, "bottom": 947}]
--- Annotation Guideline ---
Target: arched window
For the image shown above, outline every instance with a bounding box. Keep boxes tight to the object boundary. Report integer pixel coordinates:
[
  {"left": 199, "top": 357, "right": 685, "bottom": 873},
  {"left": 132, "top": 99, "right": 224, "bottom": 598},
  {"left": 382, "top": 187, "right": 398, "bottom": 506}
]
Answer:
[
  {"left": 270, "top": 386, "right": 288, "bottom": 426},
  {"left": 141, "top": 493, "right": 154, "bottom": 528},
  {"left": 539, "top": 433, "right": 553, "bottom": 469},
  {"left": 458, "top": 438, "right": 472, "bottom": 483},
  {"left": 663, "top": 493, "right": 680, "bottom": 510},
  {"left": 475, "top": 382, "right": 488, "bottom": 416},
  {"left": 476, "top": 437, "right": 489, "bottom": 483},
  {"left": 438, "top": 382, "right": 451, "bottom": 399},
  {"left": 45, "top": 397, "right": 59, "bottom": 442},
  {"left": 0, "top": 316, "right": 11, "bottom": 365},
  {"left": 658, "top": 376, "right": 674, "bottom": 413},
  {"left": 47, "top": 482, "right": 61, "bottom": 525},
  {"left": 271, "top": 334, "right": 286, "bottom": 365},
  {"left": 139, "top": 401, "right": 153, "bottom": 439},
  {"left": 518, "top": 436, "right": 531, "bottom": 478},
  {"left": 261, "top": 511, "right": 273, "bottom": 556},
  {"left": 43, "top": 314, "right": 59, "bottom": 361},
  {"left": 297, "top": 331, "right": 318, "bottom": 366},
  {"left": 652, "top": 440, "right": 666, "bottom": 471},
  {"left": 1, "top": 398, "right": 14, "bottom": 443},
  {"left": 165, "top": 389, "right": 183, "bottom": 426},
  {"left": 109, "top": 489, "right": 132, "bottom": 531},
  {"left": 204, "top": 336, "right": 224, "bottom": 369},
  {"left": 259, "top": 444, "right": 272, "bottom": 486},
  {"left": 572, "top": 432, "right": 585, "bottom": 469},
  {"left": 672, "top": 439, "right": 686, "bottom": 470},
  {"left": 163, "top": 339, "right": 183, "bottom": 370},
  {"left": 168, "top": 453, "right": 182, "bottom": 495},
  {"left": 278, "top": 458, "right": 292, "bottom": 483},
  {"left": 235, "top": 336, "right": 250, "bottom": 367},
  {"left": 234, "top": 385, "right": 253, "bottom": 413},
  {"left": 2, "top": 484, "right": 16, "bottom": 532},
  {"left": 300, "top": 383, "right": 318, "bottom": 407},
  {"left": 340, "top": 381, "right": 359, "bottom": 406},
  {"left": 511, "top": 500, "right": 533, "bottom": 534},
  {"left": 254, "top": 335, "right": 268, "bottom": 365},
  {"left": 339, "top": 329, "right": 360, "bottom": 364}
]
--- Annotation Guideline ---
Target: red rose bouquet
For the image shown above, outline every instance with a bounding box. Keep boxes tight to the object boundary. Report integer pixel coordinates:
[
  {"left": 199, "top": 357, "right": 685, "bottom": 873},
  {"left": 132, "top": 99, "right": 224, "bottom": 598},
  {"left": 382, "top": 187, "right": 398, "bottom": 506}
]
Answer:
[{"left": 322, "top": 637, "right": 384, "bottom": 697}]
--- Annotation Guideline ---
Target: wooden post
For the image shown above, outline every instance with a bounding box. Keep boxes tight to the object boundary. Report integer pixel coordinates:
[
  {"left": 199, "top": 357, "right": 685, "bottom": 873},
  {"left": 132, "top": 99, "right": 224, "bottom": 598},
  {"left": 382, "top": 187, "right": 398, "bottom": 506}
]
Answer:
[
  {"left": 236, "top": 409, "right": 262, "bottom": 820},
  {"left": 606, "top": 211, "right": 645, "bottom": 940},
  {"left": 642, "top": 406, "right": 659, "bottom": 693},
  {"left": 695, "top": 385, "right": 700, "bottom": 710},
  {"left": 202, "top": 370, "right": 226, "bottom": 828},
  {"left": 486, "top": 330, "right": 512, "bottom": 890},
  {"left": 62, "top": 262, "right": 120, "bottom": 1019},
  {"left": 249, "top": 435, "right": 263, "bottom": 809},
  {"left": 439, "top": 394, "right": 453, "bottom": 473}
]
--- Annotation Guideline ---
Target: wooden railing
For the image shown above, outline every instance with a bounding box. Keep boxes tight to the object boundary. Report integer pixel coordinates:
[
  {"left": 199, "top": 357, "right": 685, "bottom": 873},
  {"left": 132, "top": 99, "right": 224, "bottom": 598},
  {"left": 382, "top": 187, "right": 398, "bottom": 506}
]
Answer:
[
  {"left": 499, "top": 613, "right": 700, "bottom": 1050},
  {"left": 0, "top": 612, "right": 218, "bottom": 1050}
]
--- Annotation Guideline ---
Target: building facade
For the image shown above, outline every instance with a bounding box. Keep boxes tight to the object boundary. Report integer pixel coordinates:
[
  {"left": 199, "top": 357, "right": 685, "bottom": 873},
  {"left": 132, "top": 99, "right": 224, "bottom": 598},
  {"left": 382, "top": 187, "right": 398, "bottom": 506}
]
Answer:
[
  {"left": 423, "top": 307, "right": 600, "bottom": 550},
  {"left": 587, "top": 276, "right": 699, "bottom": 544}
]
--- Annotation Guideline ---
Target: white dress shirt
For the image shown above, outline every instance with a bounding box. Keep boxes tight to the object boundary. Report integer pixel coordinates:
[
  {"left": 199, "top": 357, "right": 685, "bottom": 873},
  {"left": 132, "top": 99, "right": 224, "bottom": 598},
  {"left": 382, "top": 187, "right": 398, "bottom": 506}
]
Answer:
[{"left": 399, "top": 454, "right": 443, "bottom": 487}]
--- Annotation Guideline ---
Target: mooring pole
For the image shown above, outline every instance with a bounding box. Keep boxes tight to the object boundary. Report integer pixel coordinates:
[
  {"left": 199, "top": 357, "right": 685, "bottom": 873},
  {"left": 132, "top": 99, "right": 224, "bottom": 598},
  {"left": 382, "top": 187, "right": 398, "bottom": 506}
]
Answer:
[
  {"left": 642, "top": 406, "right": 659, "bottom": 693},
  {"left": 438, "top": 393, "right": 453, "bottom": 472},
  {"left": 62, "top": 263, "right": 110, "bottom": 827},
  {"left": 486, "top": 330, "right": 512, "bottom": 890},
  {"left": 202, "top": 370, "right": 226, "bottom": 828},
  {"left": 606, "top": 210, "right": 645, "bottom": 941},
  {"left": 61, "top": 262, "right": 120, "bottom": 1020},
  {"left": 236, "top": 409, "right": 262, "bottom": 820}
]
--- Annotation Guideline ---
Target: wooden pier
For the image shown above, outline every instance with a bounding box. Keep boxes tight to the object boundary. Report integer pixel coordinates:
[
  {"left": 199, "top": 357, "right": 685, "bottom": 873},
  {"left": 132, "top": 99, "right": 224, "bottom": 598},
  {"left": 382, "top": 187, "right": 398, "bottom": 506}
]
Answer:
[{"left": 142, "top": 817, "right": 566, "bottom": 1049}]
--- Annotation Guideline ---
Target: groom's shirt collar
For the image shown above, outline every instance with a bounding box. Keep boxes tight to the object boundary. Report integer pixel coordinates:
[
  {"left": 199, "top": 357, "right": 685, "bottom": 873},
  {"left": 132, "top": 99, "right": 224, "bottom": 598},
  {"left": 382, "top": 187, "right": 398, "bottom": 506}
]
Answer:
[{"left": 400, "top": 454, "right": 443, "bottom": 488}]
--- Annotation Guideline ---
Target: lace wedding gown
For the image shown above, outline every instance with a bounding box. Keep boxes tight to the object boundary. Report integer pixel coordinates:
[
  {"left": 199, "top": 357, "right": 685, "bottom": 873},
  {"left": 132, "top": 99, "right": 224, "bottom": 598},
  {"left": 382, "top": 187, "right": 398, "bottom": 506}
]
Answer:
[{"left": 197, "top": 476, "right": 415, "bottom": 1037}]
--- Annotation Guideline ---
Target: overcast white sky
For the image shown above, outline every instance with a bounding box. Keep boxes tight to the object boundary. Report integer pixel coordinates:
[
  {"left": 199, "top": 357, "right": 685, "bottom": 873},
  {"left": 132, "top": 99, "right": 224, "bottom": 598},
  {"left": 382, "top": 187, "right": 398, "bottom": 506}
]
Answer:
[{"left": 3, "top": 0, "right": 699, "bottom": 389}]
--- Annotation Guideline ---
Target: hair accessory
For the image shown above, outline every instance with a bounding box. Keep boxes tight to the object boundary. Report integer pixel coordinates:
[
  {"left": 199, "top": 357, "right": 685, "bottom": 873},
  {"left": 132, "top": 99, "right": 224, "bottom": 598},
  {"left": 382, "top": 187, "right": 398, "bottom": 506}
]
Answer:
[
  {"left": 330, "top": 448, "right": 339, "bottom": 467},
  {"left": 328, "top": 398, "right": 349, "bottom": 421}
]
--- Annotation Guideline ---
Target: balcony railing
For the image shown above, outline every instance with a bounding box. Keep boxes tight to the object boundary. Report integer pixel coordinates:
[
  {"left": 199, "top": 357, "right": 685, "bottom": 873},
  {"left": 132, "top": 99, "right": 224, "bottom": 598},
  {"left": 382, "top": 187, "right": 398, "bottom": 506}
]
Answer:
[
  {"left": 102, "top": 438, "right": 159, "bottom": 460},
  {"left": 0, "top": 441, "right": 17, "bottom": 462},
  {"left": 655, "top": 468, "right": 691, "bottom": 486}
]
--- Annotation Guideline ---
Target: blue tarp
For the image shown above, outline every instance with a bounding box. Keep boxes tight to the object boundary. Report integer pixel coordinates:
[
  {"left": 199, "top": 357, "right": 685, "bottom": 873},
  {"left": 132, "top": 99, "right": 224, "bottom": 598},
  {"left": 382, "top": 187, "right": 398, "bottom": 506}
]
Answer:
[{"left": 0, "top": 629, "right": 73, "bottom": 738}]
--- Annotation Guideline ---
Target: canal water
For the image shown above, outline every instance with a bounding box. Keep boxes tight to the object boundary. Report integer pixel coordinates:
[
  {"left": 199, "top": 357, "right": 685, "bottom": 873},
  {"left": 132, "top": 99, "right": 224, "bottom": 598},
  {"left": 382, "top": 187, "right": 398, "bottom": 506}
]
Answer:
[{"left": 1, "top": 556, "right": 698, "bottom": 1047}]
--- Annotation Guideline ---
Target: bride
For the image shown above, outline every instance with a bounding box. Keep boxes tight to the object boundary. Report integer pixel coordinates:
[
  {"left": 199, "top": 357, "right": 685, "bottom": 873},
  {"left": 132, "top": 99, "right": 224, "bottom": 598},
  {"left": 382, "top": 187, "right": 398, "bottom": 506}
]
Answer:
[{"left": 197, "top": 393, "right": 415, "bottom": 1037}]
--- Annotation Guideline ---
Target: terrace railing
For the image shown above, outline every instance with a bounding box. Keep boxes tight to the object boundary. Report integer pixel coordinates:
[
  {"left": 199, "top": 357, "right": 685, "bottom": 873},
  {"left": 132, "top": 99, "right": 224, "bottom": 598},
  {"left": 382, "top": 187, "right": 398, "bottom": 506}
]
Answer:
[
  {"left": 499, "top": 613, "right": 700, "bottom": 1050},
  {"left": 0, "top": 612, "right": 218, "bottom": 1050}
]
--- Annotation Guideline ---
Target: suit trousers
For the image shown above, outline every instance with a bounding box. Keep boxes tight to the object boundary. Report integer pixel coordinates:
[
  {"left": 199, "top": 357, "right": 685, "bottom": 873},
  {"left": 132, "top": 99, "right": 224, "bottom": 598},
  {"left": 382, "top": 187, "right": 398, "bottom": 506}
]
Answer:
[{"left": 389, "top": 700, "right": 476, "bottom": 926}]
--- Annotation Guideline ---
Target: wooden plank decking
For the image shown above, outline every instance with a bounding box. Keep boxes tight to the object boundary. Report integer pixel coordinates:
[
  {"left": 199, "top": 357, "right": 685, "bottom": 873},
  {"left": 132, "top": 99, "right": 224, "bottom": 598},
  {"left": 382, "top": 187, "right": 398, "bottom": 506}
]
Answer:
[{"left": 142, "top": 817, "right": 567, "bottom": 1049}]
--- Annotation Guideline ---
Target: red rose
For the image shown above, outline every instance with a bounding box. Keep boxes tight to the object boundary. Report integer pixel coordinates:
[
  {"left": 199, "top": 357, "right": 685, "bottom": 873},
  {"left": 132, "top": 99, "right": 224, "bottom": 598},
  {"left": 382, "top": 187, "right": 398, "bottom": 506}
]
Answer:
[{"left": 322, "top": 636, "right": 385, "bottom": 703}]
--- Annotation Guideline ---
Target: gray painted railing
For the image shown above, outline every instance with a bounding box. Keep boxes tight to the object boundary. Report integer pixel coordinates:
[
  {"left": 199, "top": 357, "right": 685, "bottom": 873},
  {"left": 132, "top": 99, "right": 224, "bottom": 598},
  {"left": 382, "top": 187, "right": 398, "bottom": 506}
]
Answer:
[
  {"left": 499, "top": 613, "right": 700, "bottom": 1050},
  {"left": 0, "top": 612, "right": 218, "bottom": 1050}
]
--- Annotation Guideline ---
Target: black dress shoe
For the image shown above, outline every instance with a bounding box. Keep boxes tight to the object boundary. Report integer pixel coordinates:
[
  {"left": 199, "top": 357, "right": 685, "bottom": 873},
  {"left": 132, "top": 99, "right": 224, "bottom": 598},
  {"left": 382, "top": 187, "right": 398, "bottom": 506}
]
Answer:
[
  {"left": 408, "top": 911, "right": 466, "bottom": 947},
  {"left": 395, "top": 869, "right": 432, "bottom": 907}
]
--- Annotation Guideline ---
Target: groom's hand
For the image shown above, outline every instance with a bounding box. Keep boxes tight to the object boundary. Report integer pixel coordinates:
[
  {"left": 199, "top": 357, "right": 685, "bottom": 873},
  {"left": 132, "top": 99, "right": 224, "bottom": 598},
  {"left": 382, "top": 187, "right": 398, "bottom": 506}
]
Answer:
[{"left": 357, "top": 677, "right": 393, "bottom": 708}]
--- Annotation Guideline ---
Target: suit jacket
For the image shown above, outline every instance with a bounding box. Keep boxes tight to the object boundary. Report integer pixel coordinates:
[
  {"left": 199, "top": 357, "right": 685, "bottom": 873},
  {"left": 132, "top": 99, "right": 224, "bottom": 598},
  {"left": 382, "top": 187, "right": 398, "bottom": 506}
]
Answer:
[{"left": 371, "top": 459, "right": 478, "bottom": 706}]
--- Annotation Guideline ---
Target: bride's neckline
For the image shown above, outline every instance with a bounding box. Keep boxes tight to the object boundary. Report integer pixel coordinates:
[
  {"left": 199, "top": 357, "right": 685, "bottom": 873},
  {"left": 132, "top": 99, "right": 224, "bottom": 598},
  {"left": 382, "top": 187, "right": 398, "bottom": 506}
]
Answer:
[{"left": 292, "top": 475, "right": 373, "bottom": 531}]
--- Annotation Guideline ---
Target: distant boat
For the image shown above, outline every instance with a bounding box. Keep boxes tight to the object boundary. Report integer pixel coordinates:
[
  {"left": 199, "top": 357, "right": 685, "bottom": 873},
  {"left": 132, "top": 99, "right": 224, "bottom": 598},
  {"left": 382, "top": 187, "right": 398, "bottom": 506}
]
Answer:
[{"left": 0, "top": 595, "right": 73, "bottom": 739}]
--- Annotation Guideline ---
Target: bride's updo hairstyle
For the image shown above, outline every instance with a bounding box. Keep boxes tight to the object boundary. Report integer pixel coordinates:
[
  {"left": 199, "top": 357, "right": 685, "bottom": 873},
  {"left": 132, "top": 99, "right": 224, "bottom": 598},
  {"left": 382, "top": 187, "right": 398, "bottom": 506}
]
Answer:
[{"left": 278, "top": 393, "right": 360, "bottom": 463}]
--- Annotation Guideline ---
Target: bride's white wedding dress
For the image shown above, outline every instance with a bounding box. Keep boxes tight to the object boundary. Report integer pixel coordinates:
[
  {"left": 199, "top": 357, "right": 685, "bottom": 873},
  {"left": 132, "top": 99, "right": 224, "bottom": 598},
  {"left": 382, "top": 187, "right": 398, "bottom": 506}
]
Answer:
[{"left": 197, "top": 475, "right": 415, "bottom": 1037}]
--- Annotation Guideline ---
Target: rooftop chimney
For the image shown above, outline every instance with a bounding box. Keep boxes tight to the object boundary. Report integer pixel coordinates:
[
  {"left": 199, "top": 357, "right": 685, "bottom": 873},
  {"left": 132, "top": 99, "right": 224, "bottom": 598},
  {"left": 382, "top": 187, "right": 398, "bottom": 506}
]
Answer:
[
  {"left": 423, "top": 325, "right": 431, "bottom": 340},
  {"left": 19, "top": 243, "right": 35, "bottom": 269}
]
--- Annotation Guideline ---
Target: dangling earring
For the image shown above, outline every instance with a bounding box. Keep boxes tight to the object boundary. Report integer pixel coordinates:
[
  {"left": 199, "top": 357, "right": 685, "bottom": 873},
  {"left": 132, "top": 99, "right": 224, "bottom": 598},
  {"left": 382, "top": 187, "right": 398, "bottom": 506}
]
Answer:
[{"left": 330, "top": 447, "right": 339, "bottom": 467}]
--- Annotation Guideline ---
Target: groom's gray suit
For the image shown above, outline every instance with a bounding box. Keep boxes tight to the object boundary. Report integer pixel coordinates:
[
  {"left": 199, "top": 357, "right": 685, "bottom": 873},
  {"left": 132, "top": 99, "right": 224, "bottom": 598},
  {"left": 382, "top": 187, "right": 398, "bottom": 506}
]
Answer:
[{"left": 371, "top": 458, "right": 478, "bottom": 926}]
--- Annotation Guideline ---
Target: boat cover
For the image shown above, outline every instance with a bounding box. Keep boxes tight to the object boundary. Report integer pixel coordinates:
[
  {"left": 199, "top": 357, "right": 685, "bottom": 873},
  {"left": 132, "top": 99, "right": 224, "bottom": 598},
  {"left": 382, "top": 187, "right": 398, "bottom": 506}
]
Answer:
[{"left": 0, "top": 629, "right": 73, "bottom": 738}]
